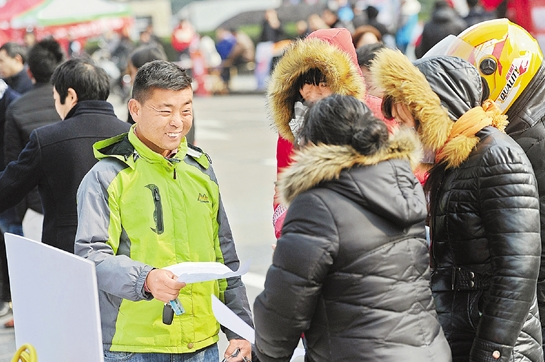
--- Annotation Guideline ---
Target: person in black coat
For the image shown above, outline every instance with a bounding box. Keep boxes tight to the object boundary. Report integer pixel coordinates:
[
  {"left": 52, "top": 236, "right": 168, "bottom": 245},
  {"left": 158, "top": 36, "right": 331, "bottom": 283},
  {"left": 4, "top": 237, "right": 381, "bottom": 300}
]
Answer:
[
  {"left": 254, "top": 94, "right": 451, "bottom": 362},
  {"left": 0, "top": 80, "right": 19, "bottom": 318},
  {"left": 373, "top": 49, "right": 543, "bottom": 362},
  {"left": 414, "top": 0, "right": 466, "bottom": 58},
  {"left": 453, "top": 22, "right": 545, "bottom": 356},
  {"left": 463, "top": 0, "right": 495, "bottom": 27},
  {"left": 0, "top": 42, "right": 32, "bottom": 240},
  {"left": 0, "top": 42, "right": 33, "bottom": 94},
  {"left": 0, "top": 80, "right": 19, "bottom": 170},
  {"left": 5, "top": 38, "right": 65, "bottom": 220},
  {"left": 0, "top": 57, "right": 130, "bottom": 254},
  {"left": 259, "top": 9, "right": 286, "bottom": 43},
  {"left": 0, "top": 38, "right": 66, "bottom": 328}
]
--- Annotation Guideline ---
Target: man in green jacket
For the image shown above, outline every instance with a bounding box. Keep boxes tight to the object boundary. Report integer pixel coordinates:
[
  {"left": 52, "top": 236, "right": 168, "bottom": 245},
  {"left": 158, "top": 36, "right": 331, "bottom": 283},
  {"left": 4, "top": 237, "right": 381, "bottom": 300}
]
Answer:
[{"left": 75, "top": 60, "right": 253, "bottom": 362}]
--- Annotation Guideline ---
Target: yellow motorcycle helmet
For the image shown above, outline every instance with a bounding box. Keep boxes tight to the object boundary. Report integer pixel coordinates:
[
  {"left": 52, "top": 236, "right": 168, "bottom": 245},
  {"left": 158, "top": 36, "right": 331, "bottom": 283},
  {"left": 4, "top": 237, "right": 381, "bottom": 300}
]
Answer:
[{"left": 423, "top": 18, "right": 543, "bottom": 113}]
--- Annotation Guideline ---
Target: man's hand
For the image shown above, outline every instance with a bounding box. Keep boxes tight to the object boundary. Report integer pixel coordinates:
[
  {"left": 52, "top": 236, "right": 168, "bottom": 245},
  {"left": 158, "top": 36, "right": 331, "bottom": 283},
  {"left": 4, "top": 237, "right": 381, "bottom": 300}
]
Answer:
[
  {"left": 145, "top": 268, "right": 186, "bottom": 303},
  {"left": 223, "top": 339, "right": 252, "bottom": 362}
]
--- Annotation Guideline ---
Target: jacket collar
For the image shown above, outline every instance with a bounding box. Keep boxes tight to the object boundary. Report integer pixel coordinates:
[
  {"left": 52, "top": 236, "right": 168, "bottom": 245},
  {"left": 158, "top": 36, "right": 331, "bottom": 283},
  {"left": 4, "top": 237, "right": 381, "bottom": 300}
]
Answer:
[
  {"left": 505, "top": 65, "right": 545, "bottom": 135},
  {"left": 128, "top": 125, "right": 187, "bottom": 165},
  {"left": 64, "top": 100, "right": 115, "bottom": 120},
  {"left": 278, "top": 128, "right": 422, "bottom": 205}
]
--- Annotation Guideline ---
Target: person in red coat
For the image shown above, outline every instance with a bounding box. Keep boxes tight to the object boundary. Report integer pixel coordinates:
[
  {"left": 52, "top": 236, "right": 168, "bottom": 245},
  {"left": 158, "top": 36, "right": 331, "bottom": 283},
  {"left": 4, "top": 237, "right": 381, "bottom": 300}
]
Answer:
[{"left": 269, "top": 27, "right": 385, "bottom": 238}]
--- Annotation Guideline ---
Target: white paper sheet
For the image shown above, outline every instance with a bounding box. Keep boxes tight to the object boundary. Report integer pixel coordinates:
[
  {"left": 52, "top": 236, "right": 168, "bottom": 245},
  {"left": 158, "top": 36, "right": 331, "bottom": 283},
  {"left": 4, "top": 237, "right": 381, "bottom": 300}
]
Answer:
[
  {"left": 211, "top": 295, "right": 306, "bottom": 361},
  {"left": 165, "top": 260, "right": 250, "bottom": 283},
  {"left": 291, "top": 348, "right": 306, "bottom": 360},
  {"left": 212, "top": 295, "right": 255, "bottom": 343}
]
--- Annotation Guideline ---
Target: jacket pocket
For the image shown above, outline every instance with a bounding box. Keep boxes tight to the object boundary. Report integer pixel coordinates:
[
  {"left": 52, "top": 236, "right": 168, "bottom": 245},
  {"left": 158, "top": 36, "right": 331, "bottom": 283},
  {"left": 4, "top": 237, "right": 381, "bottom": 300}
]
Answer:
[{"left": 104, "top": 350, "right": 135, "bottom": 362}]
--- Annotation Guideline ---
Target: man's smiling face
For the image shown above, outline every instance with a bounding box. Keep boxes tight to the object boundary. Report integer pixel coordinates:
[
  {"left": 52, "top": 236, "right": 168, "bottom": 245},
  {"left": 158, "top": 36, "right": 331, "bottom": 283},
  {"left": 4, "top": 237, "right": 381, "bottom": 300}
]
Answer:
[{"left": 130, "top": 87, "right": 193, "bottom": 156}]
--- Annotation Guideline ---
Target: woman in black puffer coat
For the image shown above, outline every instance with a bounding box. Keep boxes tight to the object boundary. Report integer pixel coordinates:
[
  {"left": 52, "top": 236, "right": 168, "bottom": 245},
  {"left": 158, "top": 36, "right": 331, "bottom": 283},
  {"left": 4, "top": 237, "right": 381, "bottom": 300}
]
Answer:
[
  {"left": 372, "top": 50, "right": 543, "bottom": 362},
  {"left": 253, "top": 94, "right": 451, "bottom": 362}
]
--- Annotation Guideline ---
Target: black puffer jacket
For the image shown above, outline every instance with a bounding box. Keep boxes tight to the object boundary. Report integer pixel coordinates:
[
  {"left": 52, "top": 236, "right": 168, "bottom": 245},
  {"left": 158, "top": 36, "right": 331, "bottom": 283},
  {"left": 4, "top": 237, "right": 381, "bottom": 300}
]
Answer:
[
  {"left": 430, "top": 126, "right": 542, "bottom": 362},
  {"left": 418, "top": 57, "right": 543, "bottom": 362},
  {"left": 372, "top": 52, "right": 543, "bottom": 362},
  {"left": 504, "top": 65, "right": 545, "bottom": 353},
  {"left": 253, "top": 129, "right": 451, "bottom": 362}
]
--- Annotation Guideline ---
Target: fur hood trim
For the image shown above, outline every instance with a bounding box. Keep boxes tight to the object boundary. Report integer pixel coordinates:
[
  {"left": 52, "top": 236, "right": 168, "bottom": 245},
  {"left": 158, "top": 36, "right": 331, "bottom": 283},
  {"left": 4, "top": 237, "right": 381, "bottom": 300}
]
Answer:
[
  {"left": 370, "top": 48, "right": 453, "bottom": 154},
  {"left": 278, "top": 127, "right": 422, "bottom": 205},
  {"left": 268, "top": 37, "right": 365, "bottom": 142},
  {"left": 371, "top": 49, "right": 508, "bottom": 169}
]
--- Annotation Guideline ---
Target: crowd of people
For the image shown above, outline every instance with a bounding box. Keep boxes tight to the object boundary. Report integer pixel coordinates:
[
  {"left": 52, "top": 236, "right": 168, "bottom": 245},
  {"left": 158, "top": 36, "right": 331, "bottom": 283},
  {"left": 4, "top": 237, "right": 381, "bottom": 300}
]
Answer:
[
  {"left": 172, "top": 0, "right": 498, "bottom": 94},
  {"left": 0, "top": 2, "right": 544, "bottom": 362}
]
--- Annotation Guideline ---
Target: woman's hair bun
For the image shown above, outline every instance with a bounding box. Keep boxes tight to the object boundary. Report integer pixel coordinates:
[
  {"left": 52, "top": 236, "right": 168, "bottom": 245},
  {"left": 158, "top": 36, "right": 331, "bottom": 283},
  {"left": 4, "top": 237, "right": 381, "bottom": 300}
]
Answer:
[{"left": 351, "top": 121, "right": 388, "bottom": 155}]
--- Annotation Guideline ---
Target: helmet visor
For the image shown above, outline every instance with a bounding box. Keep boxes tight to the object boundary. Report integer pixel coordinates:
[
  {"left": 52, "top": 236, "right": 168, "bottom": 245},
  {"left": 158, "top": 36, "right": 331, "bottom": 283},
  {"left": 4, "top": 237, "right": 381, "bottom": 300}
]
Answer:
[{"left": 422, "top": 35, "right": 488, "bottom": 65}]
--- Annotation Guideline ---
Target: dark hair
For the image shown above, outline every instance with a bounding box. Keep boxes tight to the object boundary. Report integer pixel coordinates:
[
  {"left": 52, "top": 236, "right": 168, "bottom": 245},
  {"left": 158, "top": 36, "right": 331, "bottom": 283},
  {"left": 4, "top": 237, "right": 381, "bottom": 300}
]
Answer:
[
  {"left": 295, "top": 68, "right": 327, "bottom": 101},
  {"left": 366, "top": 5, "right": 379, "bottom": 19},
  {"left": 129, "top": 45, "right": 167, "bottom": 70},
  {"left": 299, "top": 68, "right": 326, "bottom": 87},
  {"left": 132, "top": 60, "right": 192, "bottom": 103},
  {"left": 51, "top": 57, "right": 110, "bottom": 103},
  {"left": 28, "top": 38, "right": 65, "bottom": 83},
  {"left": 299, "top": 94, "right": 388, "bottom": 155},
  {"left": 351, "top": 25, "right": 382, "bottom": 48},
  {"left": 356, "top": 42, "right": 387, "bottom": 68},
  {"left": 0, "top": 42, "right": 27, "bottom": 64},
  {"left": 434, "top": 0, "right": 451, "bottom": 9}
]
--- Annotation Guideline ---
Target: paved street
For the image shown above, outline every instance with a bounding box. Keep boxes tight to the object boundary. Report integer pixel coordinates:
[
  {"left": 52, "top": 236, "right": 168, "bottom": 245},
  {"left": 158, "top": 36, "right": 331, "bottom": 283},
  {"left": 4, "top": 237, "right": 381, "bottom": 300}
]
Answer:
[{"left": 0, "top": 92, "right": 283, "bottom": 361}]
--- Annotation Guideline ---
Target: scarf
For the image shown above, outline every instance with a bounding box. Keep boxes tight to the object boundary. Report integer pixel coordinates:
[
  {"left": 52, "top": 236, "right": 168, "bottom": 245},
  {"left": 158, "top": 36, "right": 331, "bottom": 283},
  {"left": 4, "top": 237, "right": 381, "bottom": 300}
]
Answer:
[{"left": 434, "top": 100, "right": 507, "bottom": 168}]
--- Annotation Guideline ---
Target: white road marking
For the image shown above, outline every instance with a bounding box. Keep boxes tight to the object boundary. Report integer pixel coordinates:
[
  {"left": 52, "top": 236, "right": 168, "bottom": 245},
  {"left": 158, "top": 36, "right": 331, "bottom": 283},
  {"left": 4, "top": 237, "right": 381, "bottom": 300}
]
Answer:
[{"left": 242, "top": 272, "right": 265, "bottom": 290}]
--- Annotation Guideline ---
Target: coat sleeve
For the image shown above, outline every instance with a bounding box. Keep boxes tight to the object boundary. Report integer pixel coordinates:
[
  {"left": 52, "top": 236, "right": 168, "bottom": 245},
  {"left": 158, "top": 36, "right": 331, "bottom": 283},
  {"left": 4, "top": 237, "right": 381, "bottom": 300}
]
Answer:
[
  {"left": 254, "top": 191, "right": 338, "bottom": 362},
  {"left": 0, "top": 130, "right": 43, "bottom": 213},
  {"left": 4, "top": 105, "right": 24, "bottom": 165},
  {"left": 273, "top": 136, "right": 293, "bottom": 238},
  {"left": 471, "top": 146, "right": 541, "bottom": 362},
  {"left": 75, "top": 160, "right": 153, "bottom": 302},
  {"left": 509, "top": 122, "right": 545, "bottom": 350}
]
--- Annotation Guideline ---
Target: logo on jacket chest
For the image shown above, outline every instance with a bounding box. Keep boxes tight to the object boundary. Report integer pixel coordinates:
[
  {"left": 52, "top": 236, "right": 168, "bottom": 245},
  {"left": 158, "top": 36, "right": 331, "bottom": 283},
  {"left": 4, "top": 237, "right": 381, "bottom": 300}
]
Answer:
[
  {"left": 198, "top": 193, "right": 209, "bottom": 203},
  {"left": 144, "top": 185, "right": 211, "bottom": 234}
]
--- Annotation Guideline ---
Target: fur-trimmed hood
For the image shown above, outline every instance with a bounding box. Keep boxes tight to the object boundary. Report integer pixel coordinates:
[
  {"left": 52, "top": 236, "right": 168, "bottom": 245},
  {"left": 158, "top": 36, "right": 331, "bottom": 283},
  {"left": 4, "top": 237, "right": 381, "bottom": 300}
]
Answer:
[
  {"left": 268, "top": 28, "right": 366, "bottom": 142},
  {"left": 278, "top": 128, "right": 422, "bottom": 209},
  {"left": 371, "top": 49, "right": 507, "bottom": 168}
]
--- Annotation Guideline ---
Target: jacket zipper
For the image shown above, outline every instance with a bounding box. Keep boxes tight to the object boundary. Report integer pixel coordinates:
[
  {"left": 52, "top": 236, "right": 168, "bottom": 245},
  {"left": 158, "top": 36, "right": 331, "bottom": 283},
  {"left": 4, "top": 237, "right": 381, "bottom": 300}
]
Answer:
[
  {"left": 146, "top": 184, "right": 164, "bottom": 234},
  {"left": 430, "top": 176, "right": 445, "bottom": 272}
]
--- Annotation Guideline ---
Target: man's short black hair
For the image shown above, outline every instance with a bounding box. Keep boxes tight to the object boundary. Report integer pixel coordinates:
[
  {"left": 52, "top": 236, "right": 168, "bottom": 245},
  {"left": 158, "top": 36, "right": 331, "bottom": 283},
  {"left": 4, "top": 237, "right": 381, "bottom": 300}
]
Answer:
[
  {"left": 130, "top": 45, "right": 167, "bottom": 70},
  {"left": 51, "top": 57, "right": 110, "bottom": 104},
  {"left": 132, "top": 60, "right": 192, "bottom": 103},
  {"left": 0, "top": 42, "right": 27, "bottom": 64},
  {"left": 28, "top": 38, "right": 65, "bottom": 84}
]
